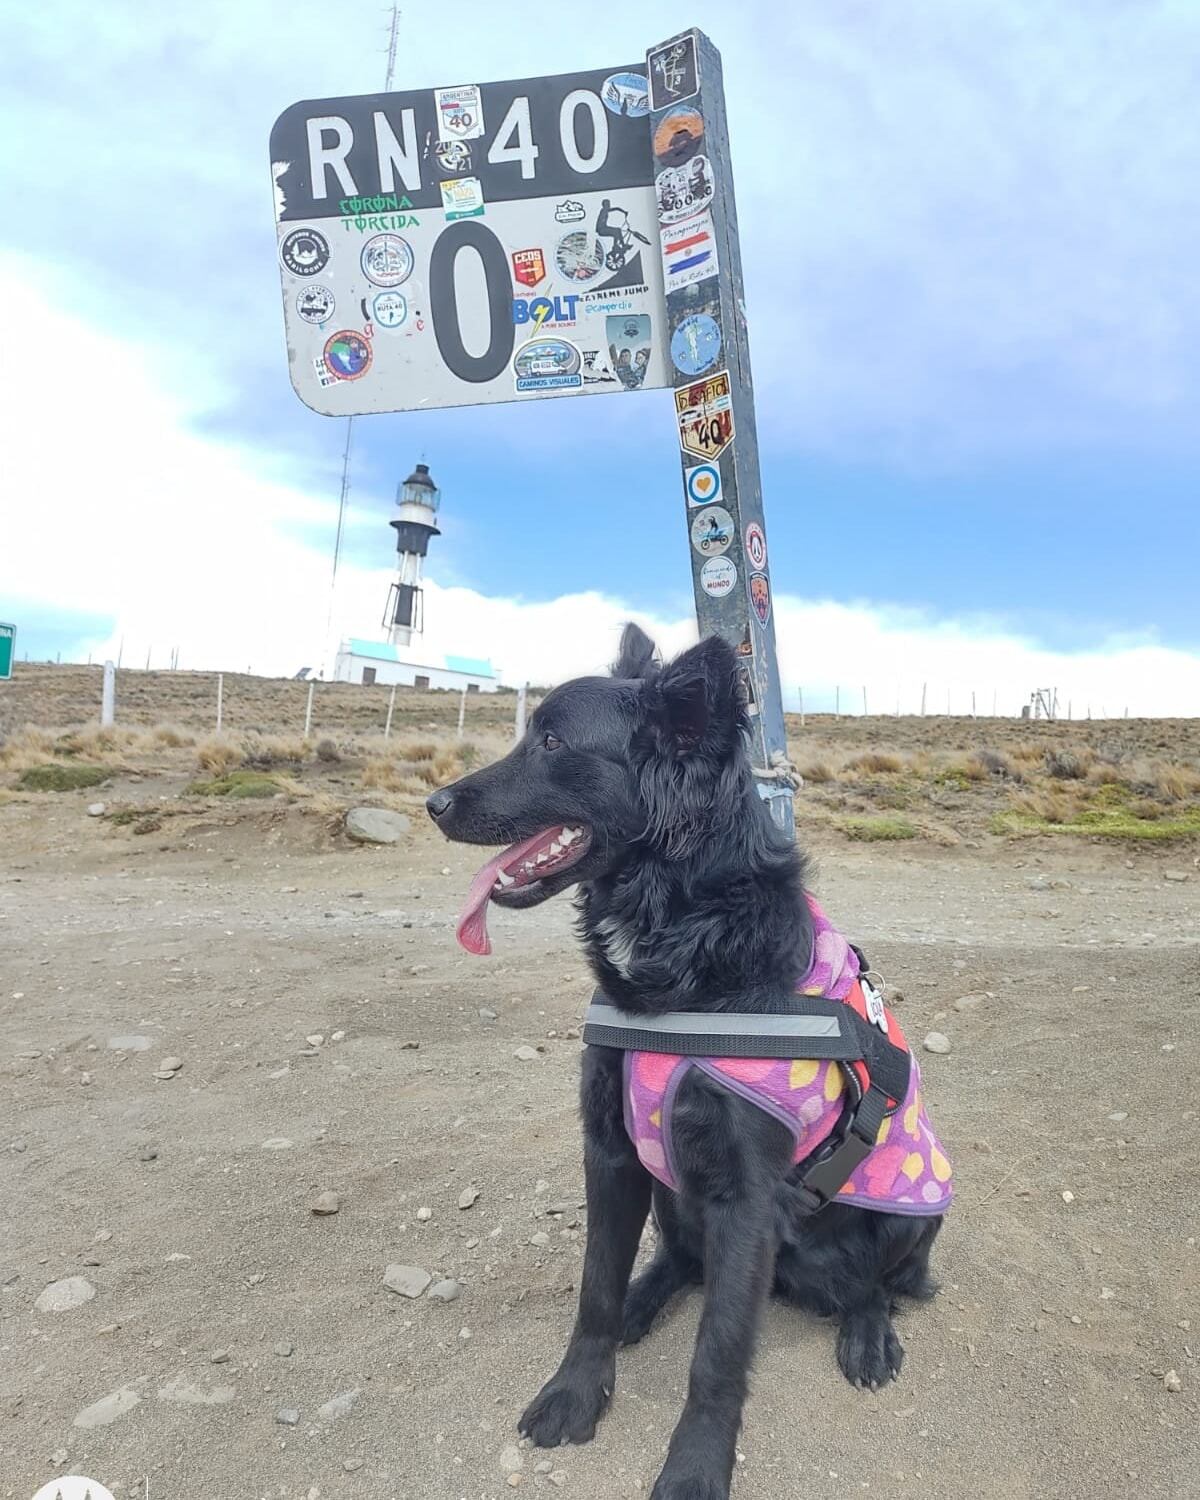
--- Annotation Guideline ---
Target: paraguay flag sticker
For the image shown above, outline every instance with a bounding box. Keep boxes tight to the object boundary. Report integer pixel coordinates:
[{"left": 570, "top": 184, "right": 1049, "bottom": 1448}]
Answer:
[{"left": 685, "top": 461, "right": 723, "bottom": 508}]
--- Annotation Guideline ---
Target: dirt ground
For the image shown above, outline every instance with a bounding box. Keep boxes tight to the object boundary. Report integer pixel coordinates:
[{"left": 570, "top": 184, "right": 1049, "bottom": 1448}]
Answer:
[{"left": 2, "top": 676, "right": 1198, "bottom": 1499}]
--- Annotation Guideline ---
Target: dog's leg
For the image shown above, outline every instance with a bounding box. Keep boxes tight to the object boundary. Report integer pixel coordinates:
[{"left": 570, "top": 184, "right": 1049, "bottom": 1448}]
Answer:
[
  {"left": 836, "top": 1288, "right": 906, "bottom": 1389},
  {"left": 519, "top": 1046, "right": 650, "bottom": 1447},
  {"left": 622, "top": 1186, "right": 700, "bottom": 1345},
  {"left": 650, "top": 1078, "right": 792, "bottom": 1500}
]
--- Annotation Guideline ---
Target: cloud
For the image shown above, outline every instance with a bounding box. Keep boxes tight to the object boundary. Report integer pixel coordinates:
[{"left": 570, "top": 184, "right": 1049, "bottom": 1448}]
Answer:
[{"left": 2, "top": 258, "right": 1196, "bottom": 716}]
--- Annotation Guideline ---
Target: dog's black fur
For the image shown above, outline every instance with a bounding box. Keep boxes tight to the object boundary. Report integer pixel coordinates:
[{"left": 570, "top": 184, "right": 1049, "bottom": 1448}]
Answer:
[{"left": 428, "top": 625, "right": 942, "bottom": 1500}]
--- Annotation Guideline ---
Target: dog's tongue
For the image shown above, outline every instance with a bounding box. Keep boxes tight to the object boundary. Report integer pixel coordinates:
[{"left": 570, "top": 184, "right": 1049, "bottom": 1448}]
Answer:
[{"left": 455, "top": 829, "right": 558, "bottom": 956}]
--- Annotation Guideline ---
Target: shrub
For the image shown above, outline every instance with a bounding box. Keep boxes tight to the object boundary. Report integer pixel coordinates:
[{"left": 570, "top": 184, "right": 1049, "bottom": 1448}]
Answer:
[
  {"left": 315, "top": 737, "right": 341, "bottom": 763},
  {"left": 841, "top": 815, "right": 918, "bottom": 841},
  {"left": 17, "top": 762, "right": 110, "bottom": 792},
  {"left": 1043, "top": 749, "right": 1091, "bottom": 780},
  {"left": 185, "top": 770, "right": 280, "bottom": 799},
  {"left": 799, "top": 761, "right": 835, "bottom": 784}
]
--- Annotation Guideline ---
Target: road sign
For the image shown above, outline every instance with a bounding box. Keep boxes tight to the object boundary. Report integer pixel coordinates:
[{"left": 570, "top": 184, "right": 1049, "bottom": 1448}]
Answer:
[
  {"left": 270, "top": 31, "right": 795, "bottom": 833},
  {"left": 271, "top": 68, "right": 670, "bottom": 415},
  {"left": 0, "top": 623, "right": 14, "bottom": 681},
  {"left": 648, "top": 30, "right": 793, "bottom": 833}
]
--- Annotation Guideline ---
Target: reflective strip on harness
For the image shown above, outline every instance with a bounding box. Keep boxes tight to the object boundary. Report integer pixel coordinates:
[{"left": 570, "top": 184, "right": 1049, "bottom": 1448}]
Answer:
[{"left": 583, "top": 999, "right": 864, "bottom": 1061}]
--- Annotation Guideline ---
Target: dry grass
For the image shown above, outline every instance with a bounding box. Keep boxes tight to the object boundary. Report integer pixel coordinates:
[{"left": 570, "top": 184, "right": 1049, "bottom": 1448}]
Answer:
[
  {"left": 196, "top": 737, "right": 245, "bottom": 776},
  {"left": 800, "top": 761, "right": 835, "bottom": 784},
  {"left": 843, "top": 751, "right": 905, "bottom": 775}
]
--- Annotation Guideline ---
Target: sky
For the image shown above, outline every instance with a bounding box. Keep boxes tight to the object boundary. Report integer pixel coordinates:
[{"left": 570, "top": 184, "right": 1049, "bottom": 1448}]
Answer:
[{"left": 1, "top": 0, "right": 1198, "bottom": 714}]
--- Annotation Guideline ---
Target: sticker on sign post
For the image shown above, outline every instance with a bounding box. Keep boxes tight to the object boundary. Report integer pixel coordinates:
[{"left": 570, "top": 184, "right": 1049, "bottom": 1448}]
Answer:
[
  {"left": 671, "top": 312, "right": 721, "bottom": 375},
  {"left": 744, "top": 522, "right": 767, "bottom": 569},
  {"left": 684, "top": 461, "right": 722, "bottom": 507},
  {"left": 676, "top": 369, "right": 733, "bottom": 459},
  {"left": 654, "top": 105, "right": 705, "bottom": 165},
  {"left": 436, "top": 84, "right": 485, "bottom": 140},
  {"left": 648, "top": 35, "right": 699, "bottom": 109},
  {"left": 512, "top": 248, "right": 547, "bottom": 287},
  {"left": 441, "top": 177, "right": 485, "bottom": 220},
  {"left": 691, "top": 505, "right": 735, "bottom": 557},
  {"left": 749, "top": 570, "right": 771, "bottom": 626},
  {"left": 700, "top": 555, "right": 737, "bottom": 599},
  {"left": 514, "top": 338, "right": 582, "bottom": 392},
  {"left": 660, "top": 212, "right": 718, "bottom": 290}
]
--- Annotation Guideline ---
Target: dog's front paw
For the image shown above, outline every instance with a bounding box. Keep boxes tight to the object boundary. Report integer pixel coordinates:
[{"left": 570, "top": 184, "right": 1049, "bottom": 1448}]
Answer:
[
  {"left": 836, "top": 1309, "right": 905, "bottom": 1389},
  {"left": 650, "top": 1456, "right": 730, "bottom": 1500},
  {"left": 518, "top": 1361, "right": 614, "bottom": 1447}
]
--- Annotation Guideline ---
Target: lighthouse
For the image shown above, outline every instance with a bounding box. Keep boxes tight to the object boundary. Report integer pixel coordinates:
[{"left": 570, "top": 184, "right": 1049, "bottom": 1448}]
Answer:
[
  {"left": 385, "top": 462, "right": 441, "bottom": 648},
  {"left": 333, "top": 460, "right": 498, "bottom": 693}
]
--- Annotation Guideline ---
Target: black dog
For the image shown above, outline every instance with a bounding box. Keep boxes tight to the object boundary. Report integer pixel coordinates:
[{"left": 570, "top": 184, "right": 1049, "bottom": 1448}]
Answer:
[{"left": 428, "top": 625, "right": 942, "bottom": 1500}]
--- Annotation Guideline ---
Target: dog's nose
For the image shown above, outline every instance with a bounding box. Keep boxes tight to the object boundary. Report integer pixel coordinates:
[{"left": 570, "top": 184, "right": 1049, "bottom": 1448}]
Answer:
[{"left": 426, "top": 788, "right": 454, "bottom": 821}]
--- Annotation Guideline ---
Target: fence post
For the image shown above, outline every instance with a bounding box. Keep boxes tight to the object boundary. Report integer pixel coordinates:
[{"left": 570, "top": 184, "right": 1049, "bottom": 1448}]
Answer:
[
  {"left": 798, "top": 687, "right": 805, "bottom": 728},
  {"left": 384, "top": 684, "right": 397, "bottom": 739},
  {"left": 971, "top": 690, "right": 976, "bottom": 718},
  {"left": 920, "top": 683, "right": 927, "bottom": 717},
  {"left": 216, "top": 673, "right": 223, "bottom": 732},
  {"left": 835, "top": 685, "right": 840, "bottom": 718},
  {"left": 101, "top": 661, "right": 116, "bottom": 727},
  {"left": 304, "top": 679, "right": 315, "bottom": 737},
  {"left": 862, "top": 685, "right": 868, "bottom": 717},
  {"left": 457, "top": 686, "right": 467, "bottom": 739},
  {"left": 515, "top": 683, "right": 528, "bottom": 742}
]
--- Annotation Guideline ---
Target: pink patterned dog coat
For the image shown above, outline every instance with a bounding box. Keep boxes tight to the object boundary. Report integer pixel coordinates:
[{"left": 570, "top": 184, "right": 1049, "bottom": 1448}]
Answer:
[{"left": 621, "top": 896, "right": 953, "bottom": 1215}]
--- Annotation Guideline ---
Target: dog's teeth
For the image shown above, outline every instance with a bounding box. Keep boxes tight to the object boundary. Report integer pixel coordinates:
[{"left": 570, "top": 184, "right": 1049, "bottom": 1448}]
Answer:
[{"left": 494, "top": 870, "right": 515, "bottom": 888}]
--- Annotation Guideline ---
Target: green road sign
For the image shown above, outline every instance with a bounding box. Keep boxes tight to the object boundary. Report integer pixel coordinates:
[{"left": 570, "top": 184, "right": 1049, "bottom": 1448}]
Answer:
[{"left": 0, "top": 623, "right": 14, "bottom": 681}]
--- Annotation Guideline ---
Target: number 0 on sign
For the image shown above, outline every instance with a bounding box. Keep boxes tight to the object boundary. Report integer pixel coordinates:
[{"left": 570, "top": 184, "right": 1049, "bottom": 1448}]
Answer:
[
  {"left": 270, "top": 67, "right": 671, "bottom": 416},
  {"left": 675, "top": 369, "right": 734, "bottom": 459}
]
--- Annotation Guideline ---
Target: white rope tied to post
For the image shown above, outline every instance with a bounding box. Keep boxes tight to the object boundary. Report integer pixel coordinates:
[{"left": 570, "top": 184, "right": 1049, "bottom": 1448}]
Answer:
[{"left": 753, "top": 750, "right": 803, "bottom": 791}]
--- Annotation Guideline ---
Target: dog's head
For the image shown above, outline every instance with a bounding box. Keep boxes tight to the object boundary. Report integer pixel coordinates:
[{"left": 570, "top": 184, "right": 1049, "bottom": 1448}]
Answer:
[{"left": 427, "top": 623, "right": 752, "bottom": 953}]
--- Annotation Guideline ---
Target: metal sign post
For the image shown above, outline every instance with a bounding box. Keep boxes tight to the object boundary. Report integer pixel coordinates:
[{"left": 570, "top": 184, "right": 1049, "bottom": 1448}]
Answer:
[
  {"left": 270, "top": 30, "right": 794, "bottom": 832},
  {"left": 647, "top": 29, "right": 792, "bottom": 834},
  {"left": 0, "top": 623, "right": 14, "bottom": 681}
]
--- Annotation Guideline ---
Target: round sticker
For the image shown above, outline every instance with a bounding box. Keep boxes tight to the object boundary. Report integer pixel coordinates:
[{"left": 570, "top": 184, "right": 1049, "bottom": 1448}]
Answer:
[
  {"left": 555, "top": 230, "right": 605, "bottom": 284},
  {"left": 671, "top": 313, "right": 722, "bottom": 376},
  {"left": 295, "top": 284, "right": 335, "bottom": 324},
  {"left": 685, "top": 461, "right": 722, "bottom": 507},
  {"left": 654, "top": 105, "right": 705, "bottom": 166},
  {"left": 744, "top": 522, "right": 767, "bottom": 570},
  {"left": 602, "top": 72, "right": 649, "bottom": 117},
  {"left": 690, "top": 505, "right": 735, "bottom": 557},
  {"left": 371, "top": 290, "right": 408, "bottom": 329},
  {"left": 280, "top": 227, "right": 330, "bottom": 277},
  {"left": 322, "top": 329, "right": 372, "bottom": 381},
  {"left": 700, "top": 555, "right": 737, "bottom": 600},
  {"left": 361, "top": 233, "right": 414, "bottom": 287}
]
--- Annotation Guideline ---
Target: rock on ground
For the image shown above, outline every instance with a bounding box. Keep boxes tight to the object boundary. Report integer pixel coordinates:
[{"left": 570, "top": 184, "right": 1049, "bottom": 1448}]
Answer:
[
  {"left": 74, "top": 1387, "right": 142, "bottom": 1428},
  {"left": 345, "top": 807, "right": 411, "bottom": 844},
  {"left": 35, "top": 1276, "right": 96, "bottom": 1312},
  {"left": 383, "top": 1263, "right": 431, "bottom": 1298}
]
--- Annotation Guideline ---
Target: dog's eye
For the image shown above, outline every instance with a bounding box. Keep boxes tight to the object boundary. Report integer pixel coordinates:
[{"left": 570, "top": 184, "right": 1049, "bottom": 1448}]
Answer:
[{"left": 542, "top": 732, "right": 562, "bottom": 751}]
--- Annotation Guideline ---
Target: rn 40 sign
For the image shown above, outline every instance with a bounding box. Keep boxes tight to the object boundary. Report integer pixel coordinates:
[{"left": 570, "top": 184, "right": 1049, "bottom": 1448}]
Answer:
[{"left": 271, "top": 68, "right": 671, "bottom": 415}]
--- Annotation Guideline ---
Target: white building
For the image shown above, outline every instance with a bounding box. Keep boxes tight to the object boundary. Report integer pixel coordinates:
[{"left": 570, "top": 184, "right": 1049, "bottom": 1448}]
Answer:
[{"left": 334, "top": 638, "right": 498, "bottom": 693}]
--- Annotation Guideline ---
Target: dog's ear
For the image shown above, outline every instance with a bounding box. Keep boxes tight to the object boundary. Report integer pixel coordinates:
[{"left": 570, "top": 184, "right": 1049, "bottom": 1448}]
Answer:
[
  {"left": 611, "top": 621, "right": 658, "bottom": 681},
  {"left": 645, "top": 635, "right": 741, "bottom": 758}
]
